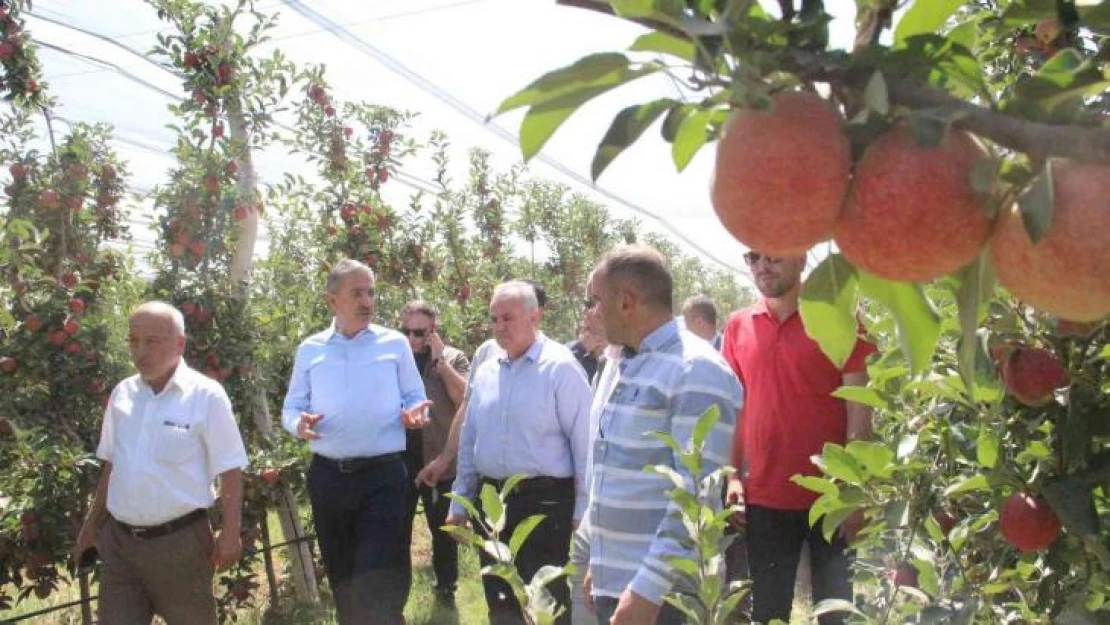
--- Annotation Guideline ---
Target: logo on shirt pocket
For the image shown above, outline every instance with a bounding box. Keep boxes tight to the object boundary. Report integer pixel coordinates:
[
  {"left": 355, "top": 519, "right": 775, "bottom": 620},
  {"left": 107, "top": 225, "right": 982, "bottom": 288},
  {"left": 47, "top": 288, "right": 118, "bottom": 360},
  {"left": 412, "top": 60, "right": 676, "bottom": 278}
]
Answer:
[{"left": 154, "top": 420, "right": 201, "bottom": 465}]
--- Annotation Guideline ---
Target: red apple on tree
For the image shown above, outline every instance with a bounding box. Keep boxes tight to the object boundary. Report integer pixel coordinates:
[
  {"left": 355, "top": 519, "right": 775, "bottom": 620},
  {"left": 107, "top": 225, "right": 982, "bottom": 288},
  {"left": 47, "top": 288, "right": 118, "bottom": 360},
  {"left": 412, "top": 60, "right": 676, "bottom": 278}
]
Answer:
[
  {"left": 1001, "top": 347, "right": 1067, "bottom": 406},
  {"left": 61, "top": 271, "right": 78, "bottom": 288},
  {"left": 1000, "top": 492, "right": 1061, "bottom": 552},
  {"left": 64, "top": 317, "right": 80, "bottom": 336},
  {"left": 260, "top": 468, "right": 280, "bottom": 484},
  {"left": 0, "top": 356, "right": 17, "bottom": 374},
  {"left": 25, "top": 315, "right": 43, "bottom": 333},
  {"left": 39, "top": 189, "right": 59, "bottom": 209},
  {"left": 69, "top": 297, "right": 86, "bottom": 315}
]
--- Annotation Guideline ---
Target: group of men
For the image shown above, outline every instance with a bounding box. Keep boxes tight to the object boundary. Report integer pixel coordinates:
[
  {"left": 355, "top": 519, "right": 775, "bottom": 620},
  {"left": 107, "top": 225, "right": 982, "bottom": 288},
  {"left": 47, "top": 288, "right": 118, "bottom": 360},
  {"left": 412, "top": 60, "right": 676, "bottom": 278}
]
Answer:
[{"left": 72, "top": 243, "right": 875, "bottom": 625}]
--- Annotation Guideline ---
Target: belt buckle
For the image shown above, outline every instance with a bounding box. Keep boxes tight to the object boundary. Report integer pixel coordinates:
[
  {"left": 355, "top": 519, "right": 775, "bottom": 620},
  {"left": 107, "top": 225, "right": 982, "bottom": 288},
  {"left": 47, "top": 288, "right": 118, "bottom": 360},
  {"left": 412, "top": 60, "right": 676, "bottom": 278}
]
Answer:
[
  {"left": 130, "top": 525, "right": 154, "bottom": 539},
  {"left": 337, "top": 458, "right": 357, "bottom": 473}
]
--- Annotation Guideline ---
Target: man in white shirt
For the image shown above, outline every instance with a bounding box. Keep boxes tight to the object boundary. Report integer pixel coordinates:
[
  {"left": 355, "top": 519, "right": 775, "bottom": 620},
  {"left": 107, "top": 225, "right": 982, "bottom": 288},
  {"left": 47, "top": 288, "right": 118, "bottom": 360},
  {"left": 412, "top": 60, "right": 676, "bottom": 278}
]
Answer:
[{"left": 74, "top": 301, "right": 248, "bottom": 625}]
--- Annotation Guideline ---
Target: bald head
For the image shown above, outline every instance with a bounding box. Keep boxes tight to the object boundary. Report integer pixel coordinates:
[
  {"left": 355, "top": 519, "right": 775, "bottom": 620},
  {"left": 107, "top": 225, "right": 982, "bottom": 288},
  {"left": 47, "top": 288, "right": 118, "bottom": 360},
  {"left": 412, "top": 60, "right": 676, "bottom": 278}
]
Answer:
[
  {"left": 131, "top": 301, "right": 186, "bottom": 336},
  {"left": 128, "top": 301, "right": 187, "bottom": 391}
]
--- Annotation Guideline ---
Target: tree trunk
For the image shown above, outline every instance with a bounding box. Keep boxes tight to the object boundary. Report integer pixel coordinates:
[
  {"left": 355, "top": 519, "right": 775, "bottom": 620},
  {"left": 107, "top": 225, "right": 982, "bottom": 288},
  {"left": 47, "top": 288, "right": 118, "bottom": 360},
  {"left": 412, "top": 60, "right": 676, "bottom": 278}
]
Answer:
[{"left": 226, "top": 99, "right": 319, "bottom": 602}]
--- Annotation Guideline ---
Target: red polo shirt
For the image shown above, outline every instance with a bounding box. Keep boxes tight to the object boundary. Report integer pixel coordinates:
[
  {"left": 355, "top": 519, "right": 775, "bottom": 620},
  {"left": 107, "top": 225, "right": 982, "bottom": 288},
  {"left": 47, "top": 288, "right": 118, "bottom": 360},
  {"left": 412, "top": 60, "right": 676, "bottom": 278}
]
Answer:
[{"left": 721, "top": 300, "right": 875, "bottom": 510}]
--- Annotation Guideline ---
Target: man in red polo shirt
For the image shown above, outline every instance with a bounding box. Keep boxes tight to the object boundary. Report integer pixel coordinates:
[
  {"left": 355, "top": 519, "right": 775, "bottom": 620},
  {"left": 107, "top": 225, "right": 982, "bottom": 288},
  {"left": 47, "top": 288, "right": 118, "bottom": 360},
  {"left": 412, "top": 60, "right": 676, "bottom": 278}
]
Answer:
[{"left": 721, "top": 251, "right": 875, "bottom": 625}]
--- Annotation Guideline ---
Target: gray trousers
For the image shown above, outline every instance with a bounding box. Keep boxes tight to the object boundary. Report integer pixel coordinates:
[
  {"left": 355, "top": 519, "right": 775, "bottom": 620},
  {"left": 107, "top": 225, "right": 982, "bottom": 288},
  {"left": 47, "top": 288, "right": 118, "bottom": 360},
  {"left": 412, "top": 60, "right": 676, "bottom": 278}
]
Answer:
[{"left": 97, "top": 516, "right": 217, "bottom": 625}]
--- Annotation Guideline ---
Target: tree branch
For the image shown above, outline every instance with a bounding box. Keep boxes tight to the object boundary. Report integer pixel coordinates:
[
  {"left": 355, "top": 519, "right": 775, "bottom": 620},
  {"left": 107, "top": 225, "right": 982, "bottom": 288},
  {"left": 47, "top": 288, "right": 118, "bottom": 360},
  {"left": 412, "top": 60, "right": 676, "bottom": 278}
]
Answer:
[{"left": 554, "top": 0, "right": 1110, "bottom": 164}]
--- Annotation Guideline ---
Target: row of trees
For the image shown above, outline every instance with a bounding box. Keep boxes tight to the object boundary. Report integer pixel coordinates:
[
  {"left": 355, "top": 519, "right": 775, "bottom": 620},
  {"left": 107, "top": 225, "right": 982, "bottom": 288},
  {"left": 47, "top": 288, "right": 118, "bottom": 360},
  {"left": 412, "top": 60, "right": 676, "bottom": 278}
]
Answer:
[{"left": 0, "top": 0, "right": 748, "bottom": 619}]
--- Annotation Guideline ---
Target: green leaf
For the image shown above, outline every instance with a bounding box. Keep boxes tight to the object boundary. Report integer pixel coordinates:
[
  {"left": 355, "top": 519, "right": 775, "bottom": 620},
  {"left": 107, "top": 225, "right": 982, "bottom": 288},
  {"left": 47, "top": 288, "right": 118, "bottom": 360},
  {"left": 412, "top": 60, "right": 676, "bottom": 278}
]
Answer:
[
  {"left": 830, "top": 386, "right": 888, "bottom": 410},
  {"left": 857, "top": 271, "right": 941, "bottom": 375},
  {"left": 592, "top": 99, "right": 677, "bottom": 180},
  {"left": 1000, "top": 0, "right": 1056, "bottom": 24},
  {"left": 691, "top": 404, "right": 721, "bottom": 451},
  {"left": 955, "top": 254, "right": 998, "bottom": 399},
  {"left": 791, "top": 475, "right": 840, "bottom": 497},
  {"left": 497, "top": 53, "right": 633, "bottom": 114},
  {"left": 671, "top": 108, "right": 715, "bottom": 172},
  {"left": 907, "top": 108, "right": 950, "bottom": 148},
  {"left": 894, "top": 0, "right": 965, "bottom": 43},
  {"left": 800, "top": 254, "right": 860, "bottom": 369},
  {"left": 629, "top": 31, "right": 695, "bottom": 61},
  {"left": 846, "top": 440, "right": 895, "bottom": 479},
  {"left": 863, "top": 71, "right": 889, "bottom": 115},
  {"left": 977, "top": 427, "right": 1000, "bottom": 469},
  {"left": 817, "top": 444, "right": 865, "bottom": 485},
  {"left": 480, "top": 484, "right": 506, "bottom": 533},
  {"left": 944, "top": 474, "right": 990, "bottom": 496},
  {"left": 1017, "top": 162, "right": 1056, "bottom": 243},
  {"left": 509, "top": 514, "right": 547, "bottom": 556}
]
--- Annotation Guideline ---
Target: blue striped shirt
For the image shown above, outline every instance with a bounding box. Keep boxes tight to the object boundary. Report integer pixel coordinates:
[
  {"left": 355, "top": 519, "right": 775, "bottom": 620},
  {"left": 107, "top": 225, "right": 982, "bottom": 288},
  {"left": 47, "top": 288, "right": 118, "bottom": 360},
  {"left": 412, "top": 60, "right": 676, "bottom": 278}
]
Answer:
[
  {"left": 450, "top": 334, "right": 593, "bottom": 519},
  {"left": 281, "top": 322, "right": 427, "bottom": 459},
  {"left": 581, "top": 319, "right": 742, "bottom": 604}
]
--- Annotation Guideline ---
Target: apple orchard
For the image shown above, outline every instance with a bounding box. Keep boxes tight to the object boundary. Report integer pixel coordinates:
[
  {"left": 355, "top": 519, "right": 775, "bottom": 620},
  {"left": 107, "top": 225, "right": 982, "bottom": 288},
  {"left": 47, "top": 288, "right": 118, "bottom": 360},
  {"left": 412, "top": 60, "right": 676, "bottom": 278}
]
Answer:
[{"left": 2, "top": 0, "right": 1110, "bottom": 624}]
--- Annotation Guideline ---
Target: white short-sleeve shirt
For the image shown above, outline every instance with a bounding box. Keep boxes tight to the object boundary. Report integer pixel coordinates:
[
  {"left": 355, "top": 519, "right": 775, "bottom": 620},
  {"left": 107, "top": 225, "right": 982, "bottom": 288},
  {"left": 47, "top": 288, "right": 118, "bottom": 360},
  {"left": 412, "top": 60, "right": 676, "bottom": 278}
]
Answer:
[{"left": 96, "top": 362, "right": 249, "bottom": 526}]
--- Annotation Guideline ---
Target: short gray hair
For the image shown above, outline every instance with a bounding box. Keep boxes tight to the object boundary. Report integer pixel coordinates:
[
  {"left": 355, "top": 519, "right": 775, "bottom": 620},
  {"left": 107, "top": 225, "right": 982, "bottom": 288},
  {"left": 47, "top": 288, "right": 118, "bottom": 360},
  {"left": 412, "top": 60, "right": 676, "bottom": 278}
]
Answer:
[
  {"left": 327, "top": 259, "right": 374, "bottom": 293},
  {"left": 492, "top": 280, "right": 539, "bottom": 313},
  {"left": 132, "top": 301, "right": 186, "bottom": 336}
]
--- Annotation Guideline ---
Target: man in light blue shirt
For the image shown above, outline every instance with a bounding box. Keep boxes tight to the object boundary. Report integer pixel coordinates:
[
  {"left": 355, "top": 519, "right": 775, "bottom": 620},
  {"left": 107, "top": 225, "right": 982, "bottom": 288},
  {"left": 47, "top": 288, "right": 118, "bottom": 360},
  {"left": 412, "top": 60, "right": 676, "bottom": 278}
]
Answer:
[
  {"left": 282, "top": 259, "right": 431, "bottom": 625},
  {"left": 580, "top": 245, "right": 742, "bottom": 625},
  {"left": 447, "top": 280, "right": 591, "bottom": 625}
]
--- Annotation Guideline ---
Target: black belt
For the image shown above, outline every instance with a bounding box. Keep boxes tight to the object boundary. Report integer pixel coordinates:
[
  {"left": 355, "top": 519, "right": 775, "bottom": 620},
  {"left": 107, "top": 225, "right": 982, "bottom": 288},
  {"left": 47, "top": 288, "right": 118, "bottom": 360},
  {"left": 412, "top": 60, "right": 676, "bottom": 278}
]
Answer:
[
  {"left": 481, "top": 476, "right": 574, "bottom": 497},
  {"left": 314, "top": 452, "right": 403, "bottom": 474},
  {"left": 114, "top": 509, "right": 206, "bottom": 540}
]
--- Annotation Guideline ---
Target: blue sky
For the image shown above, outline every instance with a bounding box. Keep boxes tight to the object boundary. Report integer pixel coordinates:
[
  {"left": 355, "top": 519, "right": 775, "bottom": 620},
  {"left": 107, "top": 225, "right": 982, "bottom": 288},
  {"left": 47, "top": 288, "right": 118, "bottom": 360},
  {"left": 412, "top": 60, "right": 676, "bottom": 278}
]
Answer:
[{"left": 25, "top": 0, "right": 862, "bottom": 282}]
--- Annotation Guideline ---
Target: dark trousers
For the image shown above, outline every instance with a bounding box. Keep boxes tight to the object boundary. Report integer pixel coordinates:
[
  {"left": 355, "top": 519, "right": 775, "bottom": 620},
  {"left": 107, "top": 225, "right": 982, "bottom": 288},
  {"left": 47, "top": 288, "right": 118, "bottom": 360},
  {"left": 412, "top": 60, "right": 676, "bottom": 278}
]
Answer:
[
  {"left": 476, "top": 476, "right": 574, "bottom": 625},
  {"left": 401, "top": 454, "right": 458, "bottom": 592},
  {"left": 307, "top": 454, "right": 409, "bottom": 625},
  {"left": 746, "top": 504, "right": 853, "bottom": 625},
  {"left": 593, "top": 596, "right": 684, "bottom": 625}
]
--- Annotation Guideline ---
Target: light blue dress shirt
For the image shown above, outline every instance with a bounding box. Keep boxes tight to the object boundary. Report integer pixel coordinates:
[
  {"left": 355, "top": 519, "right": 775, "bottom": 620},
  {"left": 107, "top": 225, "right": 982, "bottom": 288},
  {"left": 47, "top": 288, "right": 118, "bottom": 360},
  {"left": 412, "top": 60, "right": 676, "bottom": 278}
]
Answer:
[
  {"left": 281, "top": 321, "right": 427, "bottom": 459},
  {"left": 450, "top": 334, "right": 592, "bottom": 519}
]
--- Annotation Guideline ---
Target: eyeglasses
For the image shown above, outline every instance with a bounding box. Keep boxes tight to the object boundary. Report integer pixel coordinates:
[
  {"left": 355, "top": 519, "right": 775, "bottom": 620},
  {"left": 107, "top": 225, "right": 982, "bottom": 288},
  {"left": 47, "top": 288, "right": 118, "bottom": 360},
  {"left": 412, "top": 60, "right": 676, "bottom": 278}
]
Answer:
[
  {"left": 743, "top": 252, "right": 782, "bottom": 265},
  {"left": 400, "top": 327, "right": 429, "bottom": 338}
]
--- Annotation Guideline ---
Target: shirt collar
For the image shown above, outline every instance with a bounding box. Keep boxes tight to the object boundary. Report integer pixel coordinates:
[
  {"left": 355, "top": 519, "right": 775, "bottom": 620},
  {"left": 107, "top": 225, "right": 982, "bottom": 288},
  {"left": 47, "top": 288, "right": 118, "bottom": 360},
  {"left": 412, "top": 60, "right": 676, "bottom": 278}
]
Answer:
[
  {"left": 499, "top": 333, "right": 546, "bottom": 365},
  {"left": 752, "top": 298, "right": 800, "bottom": 324},
  {"left": 323, "top": 318, "right": 376, "bottom": 341},
  {"left": 621, "top": 319, "right": 679, "bottom": 359},
  {"left": 139, "top": 359, "right": 195, "bottom": 395}
]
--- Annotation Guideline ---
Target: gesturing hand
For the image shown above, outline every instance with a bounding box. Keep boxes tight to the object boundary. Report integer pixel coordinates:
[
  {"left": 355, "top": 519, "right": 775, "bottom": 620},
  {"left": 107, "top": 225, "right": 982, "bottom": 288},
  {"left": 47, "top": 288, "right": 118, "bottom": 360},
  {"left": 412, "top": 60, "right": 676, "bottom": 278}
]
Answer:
[
  {"left": 297, "top": 412, "right": 323, "bottom": 440},
  {"left": 401, "top": 400, "right": 433, "bottom": 429}
]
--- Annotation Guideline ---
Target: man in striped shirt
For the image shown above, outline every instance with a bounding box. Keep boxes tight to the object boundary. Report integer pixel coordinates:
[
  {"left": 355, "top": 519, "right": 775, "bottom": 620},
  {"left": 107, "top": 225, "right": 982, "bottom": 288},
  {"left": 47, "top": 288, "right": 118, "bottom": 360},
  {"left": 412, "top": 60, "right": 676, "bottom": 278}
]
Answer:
[{"left": 578, "top": 245, "right": 743, "bottom": 625}]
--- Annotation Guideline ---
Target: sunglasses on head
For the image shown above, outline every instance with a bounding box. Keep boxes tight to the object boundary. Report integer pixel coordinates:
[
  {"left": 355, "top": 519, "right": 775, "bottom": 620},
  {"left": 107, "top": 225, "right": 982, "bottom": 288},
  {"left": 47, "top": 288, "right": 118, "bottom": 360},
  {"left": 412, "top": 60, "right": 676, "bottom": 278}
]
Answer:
[
  {"left": 743, "top": 252, "right": 782, "bottom": 265},
  {"left": 400, "top": 327, "right": 429, "bottom": 338}
]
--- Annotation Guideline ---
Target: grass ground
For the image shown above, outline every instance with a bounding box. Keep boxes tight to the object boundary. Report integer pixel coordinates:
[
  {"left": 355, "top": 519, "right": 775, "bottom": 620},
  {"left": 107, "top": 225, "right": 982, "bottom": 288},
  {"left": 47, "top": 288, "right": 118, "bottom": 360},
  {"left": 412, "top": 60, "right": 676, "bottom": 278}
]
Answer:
[{"left": 1, "top": 511, "right": 816, "bottom": 624}]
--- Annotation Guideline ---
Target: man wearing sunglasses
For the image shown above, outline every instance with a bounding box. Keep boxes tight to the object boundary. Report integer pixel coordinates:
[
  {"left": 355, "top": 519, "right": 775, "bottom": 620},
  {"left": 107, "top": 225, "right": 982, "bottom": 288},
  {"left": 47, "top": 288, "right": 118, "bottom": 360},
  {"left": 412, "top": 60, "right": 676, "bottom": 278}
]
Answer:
[
  {"left": 720, "top": 250, "right": 875, "bottom": 625},
  {"left": 397, "top": 300, "right": 469, "bottom": 603}
]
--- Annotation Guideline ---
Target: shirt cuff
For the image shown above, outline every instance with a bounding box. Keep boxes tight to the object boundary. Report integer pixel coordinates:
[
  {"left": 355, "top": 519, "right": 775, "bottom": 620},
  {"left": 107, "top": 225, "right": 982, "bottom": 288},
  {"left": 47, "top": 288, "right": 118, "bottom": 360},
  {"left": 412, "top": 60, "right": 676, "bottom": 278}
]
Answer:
[{"left": 629, "top": 566, "right": 674, "bottom": 606}]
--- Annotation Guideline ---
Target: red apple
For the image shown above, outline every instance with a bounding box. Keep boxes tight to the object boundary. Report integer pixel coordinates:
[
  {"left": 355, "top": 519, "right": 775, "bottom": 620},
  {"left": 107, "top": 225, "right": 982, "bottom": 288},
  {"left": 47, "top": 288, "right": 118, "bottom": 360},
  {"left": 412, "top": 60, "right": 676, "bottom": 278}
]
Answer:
[
  {"left": 1001, "top": 347, "right": 1067, "bottom": 406},
  {"left": 25, "top": 315, "right": 43, "bottom": 333},
  {"left": 1000, "top": 492, "right": 1061, "bottom": 552},
  {"left": 65, "top": 341, "right": 81, "bottom": 355},
  {"left": 9, "top": 163, "right": 26, "bottom": 178},
  {"left": 69, "top": 297, "right": 86, "bottom": 315},
  {"left": 48, "top": 330, "right": 67, "bottom": 346},
  {"left": 260, "top": 468, "right": 280, "bottom": 484},
  {"left": 170, "top": 242, "right": 186, "bottom": 258},
  {"left": 38, "top": 189, "right": 59, "bottom": 209},
  {"left": 63, "top": 317, "right": 80, "bottom": 336},
  {"left": 61, "top": 271, "right": 78, "bottom": 289},
  {"left": 0, "top": 356, "right": 17, "bottom": 373}
]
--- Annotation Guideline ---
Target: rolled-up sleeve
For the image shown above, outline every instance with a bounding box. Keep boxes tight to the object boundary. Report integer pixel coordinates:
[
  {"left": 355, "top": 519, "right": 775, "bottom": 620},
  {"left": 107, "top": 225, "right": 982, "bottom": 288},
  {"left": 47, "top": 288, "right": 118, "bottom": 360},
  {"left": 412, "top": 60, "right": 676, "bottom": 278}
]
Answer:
[
  {"left": 630, "top": 361, "right": 743, "bottom": 604},
  {"left": 554, "top": 361, "right": 592, "bottom": 520}
]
